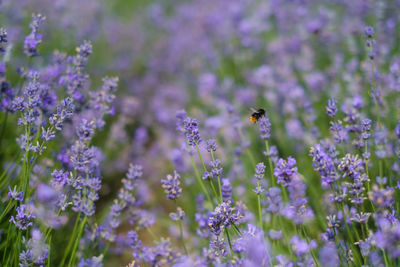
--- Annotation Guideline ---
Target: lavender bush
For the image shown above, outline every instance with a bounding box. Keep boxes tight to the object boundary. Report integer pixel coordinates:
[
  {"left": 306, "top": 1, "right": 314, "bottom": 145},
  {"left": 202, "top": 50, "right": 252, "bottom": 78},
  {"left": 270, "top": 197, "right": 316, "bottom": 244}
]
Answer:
[{"left": 1, "top": 0, "right": 400, "bottom": 266}]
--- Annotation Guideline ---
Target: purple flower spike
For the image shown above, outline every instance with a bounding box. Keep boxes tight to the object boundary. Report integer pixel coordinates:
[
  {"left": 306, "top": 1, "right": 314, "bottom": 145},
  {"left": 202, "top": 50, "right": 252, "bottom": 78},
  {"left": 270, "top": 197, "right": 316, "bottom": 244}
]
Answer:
[
  {"left": 364, "top": 26, "right": 374, "bottom": 38},
  {"left": 161, "top": 170, "right": 182, "bottom": 200},
  {"left": 8, "top": 186, "right": 24, "bottom": 202},
  {"left": 274, "top": 157, "right": 298, "bottom": 186},
  {"left": 183, "top": 117, "right": 202, "bottom": 147},
  {"left": 326, "top": 98, "right": 337, "bottom": 117},
  {"left": 10, "top": 205, "right": 35, "bottom": 230},
  {"left": 258, "top": 116, "right": 271, "bottom": 140}
]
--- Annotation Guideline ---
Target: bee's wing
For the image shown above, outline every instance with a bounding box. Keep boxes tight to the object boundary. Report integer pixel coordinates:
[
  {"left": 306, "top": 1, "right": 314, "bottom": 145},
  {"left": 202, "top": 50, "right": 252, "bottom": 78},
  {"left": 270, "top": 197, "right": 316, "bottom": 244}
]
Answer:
[{"left": 249, "top": 107, "right": 258, "bottom": 113}]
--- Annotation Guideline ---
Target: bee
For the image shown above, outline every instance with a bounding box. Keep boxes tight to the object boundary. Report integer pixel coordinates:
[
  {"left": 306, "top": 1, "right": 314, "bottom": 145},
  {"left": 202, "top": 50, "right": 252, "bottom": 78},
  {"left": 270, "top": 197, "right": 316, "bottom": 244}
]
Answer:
[{"left": 249, "top": 108, "right": 266, "bottom": 123}]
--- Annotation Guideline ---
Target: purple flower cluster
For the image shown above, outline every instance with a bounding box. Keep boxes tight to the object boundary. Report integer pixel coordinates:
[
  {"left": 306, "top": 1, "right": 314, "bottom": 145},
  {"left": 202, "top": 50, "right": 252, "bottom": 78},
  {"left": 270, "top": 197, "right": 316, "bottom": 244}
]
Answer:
[
  {"left": 258, "top": 116, "right": 271, "bottom": 140},
  {"left": 161, "top": 170, "right": 182, "bottom": 200},
  {"left": 183, "top": 117, "right": 202, "bottom": 147},
  {"left": 274, "top": 157, "right": 298, "bottom": 187},
  {"left": 208, "top": 201, "right": 242, "bottom": 236},
  {"left": 326, "top": 98, "right": 338, "bottom": 118},
  {"left": 10, "top": 205, "right": 35, "bottom": 230},
  {"left": 310, "top": 143, "right": 337, "bottom": 188},
  {"left": 24, "top": 13, "right": 45, "bottom": 57}
]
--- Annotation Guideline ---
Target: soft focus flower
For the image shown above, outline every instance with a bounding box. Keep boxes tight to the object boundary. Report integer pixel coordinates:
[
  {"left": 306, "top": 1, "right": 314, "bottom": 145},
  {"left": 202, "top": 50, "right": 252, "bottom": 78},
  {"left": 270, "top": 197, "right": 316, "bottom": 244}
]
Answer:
[
  {"left": 326, "top": 98, "right": 337, "bottom": 118},
  {"left": 258, "top": 116, "right": 271, "bottom": 140},
  {"left": 24, "top": 14, "right": 46, "bottom": 57},
  {"left": 274, "top": 157, "right": 298, "bottom": 186}
]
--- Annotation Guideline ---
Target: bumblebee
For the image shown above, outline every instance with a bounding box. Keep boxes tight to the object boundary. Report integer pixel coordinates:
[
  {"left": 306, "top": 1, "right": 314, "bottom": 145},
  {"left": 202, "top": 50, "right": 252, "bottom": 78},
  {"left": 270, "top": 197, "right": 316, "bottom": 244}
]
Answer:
[{"left": 250, "top": 108, "right": 266, "bottom": 123}]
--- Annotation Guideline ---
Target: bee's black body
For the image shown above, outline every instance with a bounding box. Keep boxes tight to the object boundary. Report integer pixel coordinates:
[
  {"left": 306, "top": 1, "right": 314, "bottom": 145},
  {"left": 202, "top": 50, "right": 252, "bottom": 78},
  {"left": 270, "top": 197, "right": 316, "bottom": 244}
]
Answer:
[{"left": 250, "top": 108, "right": 265, "bottom": 123}]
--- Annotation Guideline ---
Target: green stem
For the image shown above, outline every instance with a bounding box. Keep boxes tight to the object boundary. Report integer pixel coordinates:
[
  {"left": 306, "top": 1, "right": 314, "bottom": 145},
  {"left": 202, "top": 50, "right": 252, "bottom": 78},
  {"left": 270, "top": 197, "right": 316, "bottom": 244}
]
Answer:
[
  {"left": 211, "top": 151, "right": 223, "bottom": 203},
  {"left": 225, "top": 228, "right": 234, "bottom": 256},
  {"left": 47, "top": 234, "right": 52, "bottom": 267},
  {"left": 195, "top": 144, "right": 207, "bottom": 173},
  {"left": 256, "top": 179, "right": 264, "bottom": 232},
  {"left": 232, "top": 224, "right": 242, "bottom": 236},
  {"left": 265, "top": 140, "right": 275, "bottom": 186},
  {"left": 67, "top": 215, "right": 87, "bottom": 267},
  {"left": 277, "top": 214, "right": 295, "bottom": 259},
  {"left": 301, "top": 226, "right": 320, "bottom": 267},
  {"left": 0, "top": 200, "right": 15, "bottom": 222},
  {"left": 382, "top": 249, "right": 390, "bottom": 266},
  {"left": 195, "top": 144, "right": 220, "bottom": 203},
  {"left": 339, "top": 204, "right": 362, "bottom": 265},
  {"left": 364, "top": 140, "right": 370, "bottom": 192},
  {"left": 2, "top": 222, "right": 12, "bottom": 263},
  {"left": 0, "top": 112, "right": 8, "bottom": 155},
  {"left": 146, "top": 227, "right": 158, "bottom": 241},
  {"left": 190, "top": 156, "right": 212, "bottom": 205},
  {"left": 209, "top": 179, "right": 219, "bottom": 201},
  {"left": 102, "top": 243, "right": 110, "bottom": 259},
  {"left": 174, "top": 200, "right": 188, "bottom": 255},
  {"left": 237, "top": 127, "right": 256, "bottom": 168},
  {"left": 59, "top": 213, "right": 82, "bottom": 267},
  {"left": 370, "top": 58, "right": 381, "bottom": 129}
]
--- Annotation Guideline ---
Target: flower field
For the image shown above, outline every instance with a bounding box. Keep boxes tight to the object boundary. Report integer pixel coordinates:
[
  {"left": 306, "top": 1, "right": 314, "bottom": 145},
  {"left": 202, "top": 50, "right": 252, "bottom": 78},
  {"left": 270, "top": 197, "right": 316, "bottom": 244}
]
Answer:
[{"left": 1, "top": 0, "right": 400, "bottom": 266}]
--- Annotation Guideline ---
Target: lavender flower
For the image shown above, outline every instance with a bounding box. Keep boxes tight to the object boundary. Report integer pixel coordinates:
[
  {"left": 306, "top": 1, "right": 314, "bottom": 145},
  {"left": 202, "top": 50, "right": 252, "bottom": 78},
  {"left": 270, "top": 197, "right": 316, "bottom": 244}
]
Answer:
[
  {"left": 0, "top": 27, "right": 7, "bottom": 54},
  {"left": 24, "top": 14, "right": 46, "bottom": 57},
  {"left": 234, "top": 225, "right": 271, "bottom": 265},
  {"left": 19, "top": 229, "right": 48, "bottom": 267},
  {"left": 274, "top": 157, "right": 298, "bottom": 186},
  {"left": 78, "top": 255, "right": 103, "bottom": 267},
  {"left": 254, "top": 162, "right": 266, "bottom": 180},
  {"left": 364, "top": 26, "right": 374, "bottom": 38},
  {"left": 264, "top": 145, "right": 278, "bottom": 163},
  {"left": 259, "top": 116, "right": 271, "bottom": 140},
  {"left": 183, "top": 117, "right": 202, "bottom": 147},
  {"left": 330, "top": 121, "right": 349, "bottom": 144},
  {"left": 0, "top": 80, "right": 14, "bottom": 112},
  {"left": 202, "top": 171, "right": 210, "bottom": 180},
  {"left": 209, "top": 237, "right": 227, "bottom": 258},
  {"left": 176, "top": 109, "right": 187, "bottom": 132},
  {"left": 319, "top": 243, "right": 339, "bottom": 267},
  {"left": 361, "top": 118, "right": 372, "bottom": 140},
  {"left": 170, "top": 206, "right": 185, "bottom": 221},
  {"left": 49, "top": 97, "right": 75, "bottom": 131},
  {"left": 395, "top": 120, "right": 400, "bottom": 139},
  {"left": 326, "top": 98, "right": 337, "bottom": 117},
  {"left": 10, "top": 205, "right": 35, "bottom": 230},
  {"left": 221, "top": 178, "right": 232, "bottom": 202},
  {"left": 290, "top": 235, "right": 317, "bottom": 257},
  {"left": 127, "top": 230, "right": 142, "bottom": 258},
  {"left": 8, "top": 186, "right": 24, "bottom": 202},
  {"left": 338, "top": 154, "right": 364, "bottom": 179},
  {"left": 310, "top": 143, "right": 337, "bottom": 187},
  {"left": 209, "top": 159, "right": 223, "bottom": 178},
  {"left": 265, "top": 187, "right": 283, "bottom": 213},
  {"left": 206, "top": 139, "right": 218, "bottom": 152},
  {"left": 208, "top": 201, "right": 242, "bottom": 235},
  {"left": 374, "top": 216, "right": 400, "bottom": 258},
  {"left": 100, "top": 164, "right": 143, "bottom": 241},
  {"left": 282, "top": 179, "right": 314, "bottom": 224},
  {"left": 269, "top": 229, "right": 283, "bottom": 240},
  {"left": 142, "top": 238, "right": 179, "bottom": 266},
  {"left": 369, "top": 185, "right": 394, "bottom": 208},
  {"left": 161, "top": 170, "right": 182, "bottom": 200}
]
